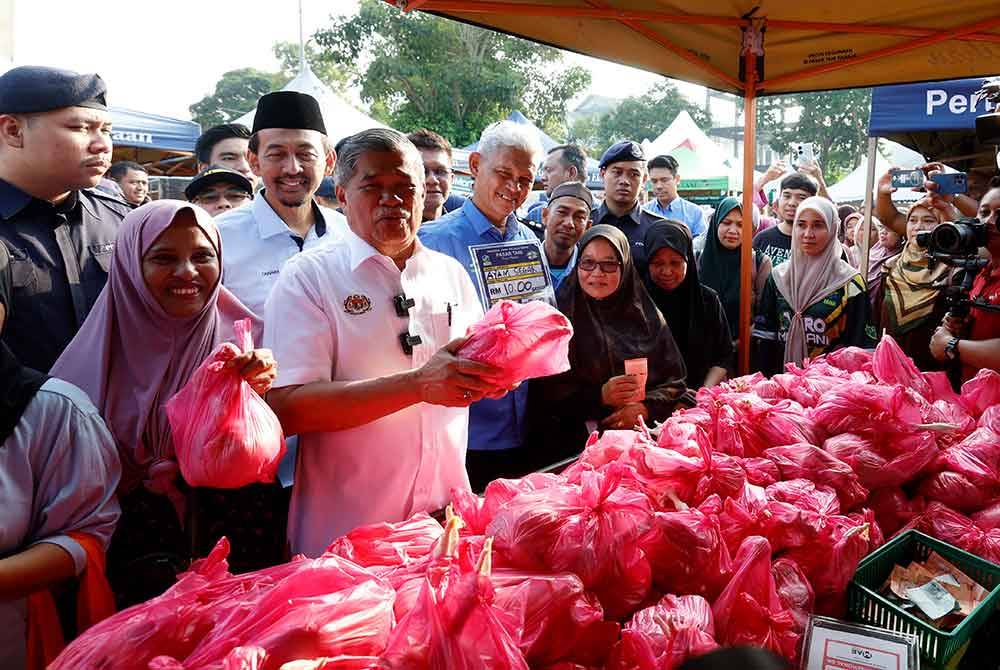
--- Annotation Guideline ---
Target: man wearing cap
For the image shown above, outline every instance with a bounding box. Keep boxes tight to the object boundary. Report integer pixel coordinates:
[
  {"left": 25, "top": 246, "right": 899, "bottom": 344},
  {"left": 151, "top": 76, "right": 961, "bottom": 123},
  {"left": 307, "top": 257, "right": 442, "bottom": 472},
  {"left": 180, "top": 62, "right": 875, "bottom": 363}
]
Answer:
[
  {"left": 645, "top": 154, "right": 706, "bottom": 238},
  {"left": 314, "top": 176, "right": 339, "bottom": 210},
  {"left": 0, "top": 65, "right": 130, "bottom": 372},
  {"left": 185, "top": 166, "right": 254, "bottom": 217},
  {"left": 541, "top": 181, "right": 592, "bottom": 289},
  {"left": 196, "top": 123, "right": 256, "bottom": 189},
  {"left": 419, "top": 120, "right": 544, "bottom": 490},
  {"left": 216, "top": 91, "right": 347, "bottom": 317},
  {"left": 592, "top": 140, "right": 666, "bottom": 270}
]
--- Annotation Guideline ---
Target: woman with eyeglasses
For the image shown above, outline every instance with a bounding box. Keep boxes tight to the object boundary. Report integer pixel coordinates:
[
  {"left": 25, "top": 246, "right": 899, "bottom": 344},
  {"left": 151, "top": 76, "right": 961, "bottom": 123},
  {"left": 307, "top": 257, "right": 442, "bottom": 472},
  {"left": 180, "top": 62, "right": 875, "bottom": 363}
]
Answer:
[
  {"left": 526, "top": 225, "right": 693, "bottom": 464},
  {"left": 50, "top": 200, "right": 280, "bottom": 608},
  {"left": 753, "top": 197, "right": 876, "bottom": 376}
]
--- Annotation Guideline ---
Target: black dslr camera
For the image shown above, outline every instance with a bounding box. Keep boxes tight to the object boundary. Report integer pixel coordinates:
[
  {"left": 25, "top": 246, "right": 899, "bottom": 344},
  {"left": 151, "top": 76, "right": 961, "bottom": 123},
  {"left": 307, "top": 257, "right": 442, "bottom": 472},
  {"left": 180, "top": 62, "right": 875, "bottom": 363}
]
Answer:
[{"left": 916, "top": 217, "right": 991, "bottom": 318}]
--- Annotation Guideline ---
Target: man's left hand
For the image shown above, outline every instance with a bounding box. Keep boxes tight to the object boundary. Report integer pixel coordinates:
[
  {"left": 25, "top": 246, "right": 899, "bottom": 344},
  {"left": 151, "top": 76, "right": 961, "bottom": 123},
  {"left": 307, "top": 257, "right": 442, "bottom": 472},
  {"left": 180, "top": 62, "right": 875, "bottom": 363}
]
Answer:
[
  {"left": 930, "top": 325, "right": 953, "bottom": 362},
  {"left": 228, "top": 348, "right": 278, "bottom": 396},
  {"left": 600, "top": 402, "right": 649, "bottom": 430}
]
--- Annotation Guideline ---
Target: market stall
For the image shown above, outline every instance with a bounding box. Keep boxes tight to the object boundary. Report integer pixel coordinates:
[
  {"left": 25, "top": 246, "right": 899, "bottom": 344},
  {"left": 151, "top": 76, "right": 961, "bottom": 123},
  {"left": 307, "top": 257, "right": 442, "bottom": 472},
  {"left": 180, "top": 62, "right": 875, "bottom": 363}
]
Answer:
[{"left": 109, "top": 106, "right": 201, "bottom": 176}]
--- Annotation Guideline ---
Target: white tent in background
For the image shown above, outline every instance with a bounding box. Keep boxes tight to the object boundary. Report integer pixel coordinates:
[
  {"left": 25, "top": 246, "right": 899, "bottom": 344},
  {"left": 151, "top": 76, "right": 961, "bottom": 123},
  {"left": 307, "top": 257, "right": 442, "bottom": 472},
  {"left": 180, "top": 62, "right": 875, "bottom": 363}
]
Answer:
[
  {"left": 235, "top": 64, "right": 388, "bottom": 144},
  {"left": 641, "top": 110, "right": 750, "bottom": 189},
  {"left": 826, "top": 151, "right": 927, "bottom": 204}
]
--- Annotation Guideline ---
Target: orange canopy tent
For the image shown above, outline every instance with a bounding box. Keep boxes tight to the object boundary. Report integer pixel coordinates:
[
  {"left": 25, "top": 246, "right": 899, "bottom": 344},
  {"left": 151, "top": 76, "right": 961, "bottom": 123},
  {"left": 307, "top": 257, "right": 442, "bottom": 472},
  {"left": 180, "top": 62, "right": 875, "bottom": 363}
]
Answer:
[{"left": 385, "top": 0, "right": 1000, "bottom": 370}]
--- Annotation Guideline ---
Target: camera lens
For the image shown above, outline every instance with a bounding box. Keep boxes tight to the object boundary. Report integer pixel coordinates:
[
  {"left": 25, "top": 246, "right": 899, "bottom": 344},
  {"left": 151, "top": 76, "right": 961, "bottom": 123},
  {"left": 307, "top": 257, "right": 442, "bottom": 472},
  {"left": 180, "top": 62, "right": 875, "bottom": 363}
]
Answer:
[{"left": 932, "top": 223, "right": 963, "bottom": 255}]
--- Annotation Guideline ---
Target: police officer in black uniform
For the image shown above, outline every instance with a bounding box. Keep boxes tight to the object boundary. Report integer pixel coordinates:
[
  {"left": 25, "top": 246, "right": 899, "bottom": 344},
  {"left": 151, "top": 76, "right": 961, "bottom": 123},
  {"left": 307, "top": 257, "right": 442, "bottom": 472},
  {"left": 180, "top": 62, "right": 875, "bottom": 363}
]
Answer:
[
  {"left": 0, "top": 66, "right": 130, "bottom": 372},
  {"left": 591, "top": 139, "right": 667, "bottom": 271}
]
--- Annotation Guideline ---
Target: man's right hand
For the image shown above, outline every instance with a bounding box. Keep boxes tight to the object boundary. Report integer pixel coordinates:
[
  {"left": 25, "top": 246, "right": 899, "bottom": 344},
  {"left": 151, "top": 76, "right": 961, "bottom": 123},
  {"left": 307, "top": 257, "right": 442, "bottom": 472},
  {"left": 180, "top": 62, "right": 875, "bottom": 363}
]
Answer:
[
  {"left": 416, "top": 337, "right": 505, "bottom": 407},
  {"left": 602, "top": 375, "right": 640, "bottom": 407}
]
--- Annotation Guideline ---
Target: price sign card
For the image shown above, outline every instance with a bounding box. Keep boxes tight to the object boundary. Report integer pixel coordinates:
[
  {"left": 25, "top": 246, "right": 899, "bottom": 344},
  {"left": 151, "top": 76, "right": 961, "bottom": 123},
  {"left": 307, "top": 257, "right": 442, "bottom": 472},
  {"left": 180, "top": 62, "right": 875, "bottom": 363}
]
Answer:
[
  {"left": 802, "top": 616, "right": 919, "bottom": 670},
  {"left": 469, "top": 240, "right": 555, "bottom": 308}
]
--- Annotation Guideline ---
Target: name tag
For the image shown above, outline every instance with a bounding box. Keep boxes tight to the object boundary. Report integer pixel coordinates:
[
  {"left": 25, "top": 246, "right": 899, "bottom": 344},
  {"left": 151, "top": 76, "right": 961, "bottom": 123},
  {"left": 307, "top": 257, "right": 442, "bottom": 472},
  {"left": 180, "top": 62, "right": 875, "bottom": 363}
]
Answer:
[{"left": 261, "top": 269, "right": 280, "bottom": 278}]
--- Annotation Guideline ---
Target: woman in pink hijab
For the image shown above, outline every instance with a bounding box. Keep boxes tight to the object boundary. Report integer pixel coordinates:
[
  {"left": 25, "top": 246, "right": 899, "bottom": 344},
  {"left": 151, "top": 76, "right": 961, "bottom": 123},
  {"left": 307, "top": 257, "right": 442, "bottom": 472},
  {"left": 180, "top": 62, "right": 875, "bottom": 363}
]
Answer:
[
  {"left": 753, "top": 196, "right": 877, "bottom": 375},
  {"left": 52, "top": 200, "right": 279, "bottom": 606}
]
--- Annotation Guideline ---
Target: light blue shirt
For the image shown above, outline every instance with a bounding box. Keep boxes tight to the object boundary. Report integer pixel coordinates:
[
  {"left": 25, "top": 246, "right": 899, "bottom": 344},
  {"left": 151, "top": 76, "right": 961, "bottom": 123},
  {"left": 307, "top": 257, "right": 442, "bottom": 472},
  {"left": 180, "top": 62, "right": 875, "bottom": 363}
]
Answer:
[
  {"left": 644, "top": 196, "right": 707, "bottom": 238},
  {"left": 419, "top": 199, "right": 535, "bottom": 452},
  {"left": 547, "top": 244, "right": 578, "bottom": 291}
]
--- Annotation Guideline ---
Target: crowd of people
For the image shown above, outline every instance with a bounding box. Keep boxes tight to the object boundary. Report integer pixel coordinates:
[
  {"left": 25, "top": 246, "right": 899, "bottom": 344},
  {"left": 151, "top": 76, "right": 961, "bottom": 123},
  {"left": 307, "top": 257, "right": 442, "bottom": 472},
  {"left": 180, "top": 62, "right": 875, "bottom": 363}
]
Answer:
[{"left": 3, "top": 63, "right": 1000, "bottom": 668}]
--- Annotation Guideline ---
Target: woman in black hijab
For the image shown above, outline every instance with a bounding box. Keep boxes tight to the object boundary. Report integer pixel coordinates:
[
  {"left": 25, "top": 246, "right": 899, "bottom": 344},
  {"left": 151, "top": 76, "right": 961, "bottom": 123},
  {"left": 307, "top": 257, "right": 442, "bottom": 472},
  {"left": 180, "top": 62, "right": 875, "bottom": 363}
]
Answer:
[
  {"left": 526, "top": 225, "right": 693, "bottom": 465},
  {"left": 643, "top": 220, "right": 733, "bottom": 389}
]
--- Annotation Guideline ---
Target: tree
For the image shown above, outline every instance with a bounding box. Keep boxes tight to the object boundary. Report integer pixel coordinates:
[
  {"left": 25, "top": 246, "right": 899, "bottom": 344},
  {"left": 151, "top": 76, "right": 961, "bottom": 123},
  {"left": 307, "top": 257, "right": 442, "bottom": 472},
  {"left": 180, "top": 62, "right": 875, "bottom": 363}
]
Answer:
[
  {"left": 189, "top": 68, "right": 279, "bottom": 128},
  {"left": 272, "top": 40, "right": 352, "bottom": 95},
  {"left": 313, "top": 0, "right": 591, "bottom": 146},
  {"left": 570, "top": 82, "right": 711, "bottom": 156},
  {"left": 756, "top": 88, "right": 872, "bottom": 182}
]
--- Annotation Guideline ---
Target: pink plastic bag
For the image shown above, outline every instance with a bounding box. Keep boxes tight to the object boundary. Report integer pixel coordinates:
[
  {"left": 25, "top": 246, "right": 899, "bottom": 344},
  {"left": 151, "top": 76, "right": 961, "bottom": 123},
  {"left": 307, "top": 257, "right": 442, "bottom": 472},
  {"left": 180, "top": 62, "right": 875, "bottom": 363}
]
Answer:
[
  {"left": 912, "top": 503, "right": 1000, "bottom": 563},
  {"left": 764, "top": 444, "right": 868, "bottom": 510},
  {"left": 867, "top": 488, "right": 925, "bottom": 537},
  {"left": 711, "top": 536, "right": 799, "bottom": 662},
  {"left": 960, "top": 369, "right": 1000, "bottom": 418},
  {"left": 771, "top": 557, "right": 815, "bottom": 633},
  {"left": 917, "top": 471, "right": 998, "bottom": 513},
  {"left": 380, "top": 541, "right": 529, "bottom": 670},
  {"left": 459, "top": 299, "right": 573, "bottom": 387},
  {"left": 325, "top": 512, "right": 445, "bottom": 570},
  {"left": 972, "top": 499, "right": 1000, "bottom": 531},
  {"left": 491, "top": 570, "right": 619, "bottom": 667},
  {"left": 811, "top": 382, "right": 925, "bottom": 437},
  {"left": 487, "top": 465, "right": 654, "bottom": 620},
  {"left": 643, "top": 505, "right": 733, "bottom": 601},
  {"left": 763, "top": 479, "right": 841, "bottom": 552},
  {"left": 607, "top": 595, "right": 718, "bottom": 670},
  {"left": 167, "top": 318, "right": 285, "bottom": 488},
  {"left": 823, "top": 432, "right": 937, "bottom": 490},
  {"left": 823, "top": 346, "right": 874, "bottom": 374},
  {"left": 871, "top": 334, "right": 933, "bottom": 399}
]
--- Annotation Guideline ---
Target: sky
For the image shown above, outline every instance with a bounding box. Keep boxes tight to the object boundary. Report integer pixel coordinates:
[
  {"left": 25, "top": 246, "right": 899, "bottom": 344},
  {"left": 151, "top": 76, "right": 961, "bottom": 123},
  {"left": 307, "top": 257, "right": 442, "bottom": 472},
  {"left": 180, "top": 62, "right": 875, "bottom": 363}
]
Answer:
[{"left": 10, "top": 0, "right": 679, "bottom": 122}]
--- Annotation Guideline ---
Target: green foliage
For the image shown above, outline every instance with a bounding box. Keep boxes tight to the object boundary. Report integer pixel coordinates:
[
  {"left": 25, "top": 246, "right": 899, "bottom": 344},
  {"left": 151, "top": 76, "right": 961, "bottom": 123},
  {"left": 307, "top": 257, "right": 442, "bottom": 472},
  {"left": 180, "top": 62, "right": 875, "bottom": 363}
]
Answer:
[
  {"left": 756, "top": 88, "right": 872, "bottom": 182},
  {"left": 272, "top": 40, "right": 352, "bottom": 94},
  {"left": 569, "top": 82, "right": 711, "bottom": 157},
  {"left": 189, "top": 68, "right": 280, "bottom": 128},
  {"left": 312, "top": 0, "right": 590, "bottom": 146}
]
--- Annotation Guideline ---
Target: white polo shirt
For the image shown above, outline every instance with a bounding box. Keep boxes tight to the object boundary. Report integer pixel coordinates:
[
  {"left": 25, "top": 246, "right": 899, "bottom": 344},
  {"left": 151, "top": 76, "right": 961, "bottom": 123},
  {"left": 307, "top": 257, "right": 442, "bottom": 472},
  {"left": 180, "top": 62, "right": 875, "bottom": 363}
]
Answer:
[
  {"left": 217, "top": 193, "right": 348, "bottom": 316},
  {"left": 264, "top": 228, "right": 483, "bottom": 557}
]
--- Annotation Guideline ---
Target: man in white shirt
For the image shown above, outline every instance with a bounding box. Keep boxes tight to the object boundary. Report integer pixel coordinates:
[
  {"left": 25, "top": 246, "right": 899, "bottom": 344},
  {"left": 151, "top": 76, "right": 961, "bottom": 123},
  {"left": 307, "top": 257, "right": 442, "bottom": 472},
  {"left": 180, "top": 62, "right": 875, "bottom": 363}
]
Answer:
[
  {"left": 217, "top": 91, "right": 347, "bottom": 316},
  {"left": 265, "top": 129, "right": 507, "bottom": 556}
]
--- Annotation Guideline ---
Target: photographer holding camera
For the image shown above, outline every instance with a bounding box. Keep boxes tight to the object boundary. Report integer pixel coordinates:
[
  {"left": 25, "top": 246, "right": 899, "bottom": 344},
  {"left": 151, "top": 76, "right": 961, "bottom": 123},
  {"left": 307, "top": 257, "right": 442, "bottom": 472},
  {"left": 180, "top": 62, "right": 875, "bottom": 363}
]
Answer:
[{"left": 928, "top": 179, "right": 1000, "bottom": 380}]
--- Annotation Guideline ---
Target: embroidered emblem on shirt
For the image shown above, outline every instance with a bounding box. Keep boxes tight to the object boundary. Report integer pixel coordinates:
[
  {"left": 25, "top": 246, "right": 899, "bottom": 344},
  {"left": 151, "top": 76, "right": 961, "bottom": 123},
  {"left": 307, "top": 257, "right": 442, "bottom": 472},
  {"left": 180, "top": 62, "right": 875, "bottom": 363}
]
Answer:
[{"left": 343, "top": 294, "right": 373, "bottom": 315}]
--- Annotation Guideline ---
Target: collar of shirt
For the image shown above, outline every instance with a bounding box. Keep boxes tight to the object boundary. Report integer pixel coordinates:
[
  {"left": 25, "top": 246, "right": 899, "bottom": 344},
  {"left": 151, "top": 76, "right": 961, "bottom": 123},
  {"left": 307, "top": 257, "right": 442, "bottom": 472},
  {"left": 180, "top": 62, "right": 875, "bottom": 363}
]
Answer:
[
  {"left": 344, "top": 226, "right": 428, "bottom": 274},
  {"left": 594, "top": 200, "right": 642, "bottom": 227},
  {"left": 253, "top": 191, "right": 328, "bottom": 241},
  {"left": 0, "top": 178, "right": 35, "bottom": 219},
  {"left": 546, "top": 242, "right": 578, "bottom": 270},
  {"left": 462, "top": 198, "right": 521, "bottom": 241}
]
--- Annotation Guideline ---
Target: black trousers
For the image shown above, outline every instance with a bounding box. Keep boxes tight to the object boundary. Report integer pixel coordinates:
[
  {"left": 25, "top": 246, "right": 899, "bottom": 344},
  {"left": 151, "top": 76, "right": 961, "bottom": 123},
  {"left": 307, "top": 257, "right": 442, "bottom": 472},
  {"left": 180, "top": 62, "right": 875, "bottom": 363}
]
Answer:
[{"left": 465, "top": 447, "right": 534, "bottom": 493}]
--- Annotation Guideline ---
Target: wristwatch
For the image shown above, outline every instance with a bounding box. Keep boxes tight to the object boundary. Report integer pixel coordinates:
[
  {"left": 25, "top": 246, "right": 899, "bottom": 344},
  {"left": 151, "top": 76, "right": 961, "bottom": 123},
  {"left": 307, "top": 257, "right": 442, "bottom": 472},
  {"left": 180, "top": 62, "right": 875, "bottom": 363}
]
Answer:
[{"left": 944, "top": 337, "right": 961, "bottom": 361}]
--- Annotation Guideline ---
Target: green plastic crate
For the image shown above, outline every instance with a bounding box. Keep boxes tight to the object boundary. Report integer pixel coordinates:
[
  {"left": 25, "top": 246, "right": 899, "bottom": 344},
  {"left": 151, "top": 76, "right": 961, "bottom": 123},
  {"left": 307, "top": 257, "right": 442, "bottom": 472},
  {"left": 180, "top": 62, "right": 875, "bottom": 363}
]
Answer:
[{"left": 847, "top": 530, "right": 1000, "bottom": 668}]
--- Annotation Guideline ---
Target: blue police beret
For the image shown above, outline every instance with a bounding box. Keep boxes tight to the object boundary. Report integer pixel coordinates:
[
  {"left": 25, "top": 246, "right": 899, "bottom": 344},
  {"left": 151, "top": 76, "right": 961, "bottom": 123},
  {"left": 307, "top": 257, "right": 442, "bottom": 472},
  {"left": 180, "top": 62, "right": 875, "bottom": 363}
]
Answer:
[
  {"left": 599, "top": 140, "right": 645, "bottom": 169},
  {"left": 316, "top": 176, "right": 336, "bottom": 198},
  {"left": 0, "top": 66, "right": 107, "bottom": 114}
]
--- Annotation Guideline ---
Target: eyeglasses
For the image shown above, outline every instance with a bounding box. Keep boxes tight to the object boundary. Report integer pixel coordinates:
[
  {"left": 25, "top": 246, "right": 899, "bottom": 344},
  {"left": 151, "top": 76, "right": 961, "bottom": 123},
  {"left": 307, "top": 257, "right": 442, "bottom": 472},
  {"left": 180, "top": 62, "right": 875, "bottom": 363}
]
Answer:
[
  {"left": 194, "top": 191, "right": 252, "bottom": 205},
  {"left": 578, "top": 259, "right": 622, "bottom": 273},
  {"left": 394, "top": 292, "right": 422, "bottom": 355}
]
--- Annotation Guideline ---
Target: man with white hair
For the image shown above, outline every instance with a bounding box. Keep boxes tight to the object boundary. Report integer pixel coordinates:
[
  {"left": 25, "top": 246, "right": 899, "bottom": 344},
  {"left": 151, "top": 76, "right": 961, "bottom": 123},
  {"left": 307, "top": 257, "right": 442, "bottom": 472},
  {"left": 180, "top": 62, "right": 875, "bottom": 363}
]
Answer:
[{"left": 420, "top": 120, "right": 545, "bottom": 490}]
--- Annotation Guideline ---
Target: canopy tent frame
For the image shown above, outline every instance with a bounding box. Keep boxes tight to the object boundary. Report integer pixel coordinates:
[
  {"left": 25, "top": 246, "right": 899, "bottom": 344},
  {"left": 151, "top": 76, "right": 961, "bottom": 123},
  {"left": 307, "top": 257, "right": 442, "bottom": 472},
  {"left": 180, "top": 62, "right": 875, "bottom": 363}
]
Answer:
[{"left": 389, "top": 0, "right": 1000, "bottom": 372}]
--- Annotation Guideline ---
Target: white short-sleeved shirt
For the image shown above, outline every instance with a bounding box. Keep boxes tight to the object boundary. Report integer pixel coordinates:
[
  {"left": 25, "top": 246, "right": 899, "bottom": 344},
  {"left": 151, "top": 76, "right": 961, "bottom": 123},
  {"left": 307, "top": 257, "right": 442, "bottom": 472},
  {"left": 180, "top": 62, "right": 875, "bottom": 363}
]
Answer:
[
  {"left": 264, "top": 228, "right": 484, "bottom": 557},
  {"left": 217, "top": 193, "right": 348, "bottom": 316}
]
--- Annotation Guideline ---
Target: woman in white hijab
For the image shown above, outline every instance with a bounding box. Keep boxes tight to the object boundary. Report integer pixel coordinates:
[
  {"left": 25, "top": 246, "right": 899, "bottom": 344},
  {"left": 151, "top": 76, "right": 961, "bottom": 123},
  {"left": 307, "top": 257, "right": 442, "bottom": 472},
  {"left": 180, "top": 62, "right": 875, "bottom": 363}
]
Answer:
[{"left": 753, "top": 196, "right": 877, "bottom": 374}]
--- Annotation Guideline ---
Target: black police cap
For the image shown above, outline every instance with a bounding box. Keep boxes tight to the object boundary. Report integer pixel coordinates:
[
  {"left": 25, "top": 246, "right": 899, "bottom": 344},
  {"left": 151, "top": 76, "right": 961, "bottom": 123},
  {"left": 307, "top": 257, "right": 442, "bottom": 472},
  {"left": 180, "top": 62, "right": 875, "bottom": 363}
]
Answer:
[
  {"left": 0, "top": 65, "right": 107, "bottom": 114},
  {"left": 599, "top": 140, "right": 644, "bottom": 169},
  {"left": 185, "top": 166, "right": 253, "bottom": 201}
]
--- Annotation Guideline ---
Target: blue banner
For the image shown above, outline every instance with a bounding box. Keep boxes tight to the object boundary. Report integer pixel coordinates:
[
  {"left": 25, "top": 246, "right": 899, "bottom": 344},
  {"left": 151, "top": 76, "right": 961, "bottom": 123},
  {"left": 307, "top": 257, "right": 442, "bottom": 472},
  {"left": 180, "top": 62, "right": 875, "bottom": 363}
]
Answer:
[
  {"left": 109, "top": 107, "right": 201, "bottom": 153},
  {"left": 869, "top": 77, "right": 997, "bottom": 136}
]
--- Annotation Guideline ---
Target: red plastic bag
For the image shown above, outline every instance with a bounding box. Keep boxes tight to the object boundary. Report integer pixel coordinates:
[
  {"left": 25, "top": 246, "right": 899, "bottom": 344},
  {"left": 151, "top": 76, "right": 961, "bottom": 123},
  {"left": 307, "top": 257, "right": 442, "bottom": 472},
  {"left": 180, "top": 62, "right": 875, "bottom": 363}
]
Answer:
[
  {"left": 711, "top": 536, "right": 799, "bottom": 662},
  {"left": 487, "top": 465, "right": 654, "bottom": 620},
  {"left": 491, "top": 570, "right": 619, "bottom": 667},
  {"left": 643, "top": 505, "right": 733, "bottom": 600},
  {"left": 872, "top": 334, "right": 933, "bottom": 399},
  {"left": 325, "top": 512, "right": 444, "bottom": 571},
  {"left": 918, "top": 471, "right": 998, "bottom": 513},
  {"left": 811, "top": 383, "right": 925, "bottom": 437},
  {"left": 741, "top": 457, "right": 781, "bottom": 487},
  {"left": 979, "top": 406, "right": 1000, "bottom": 433},
  {"left": 866, "top": 488, "right": 925, "bottom": 537},
  {"left": 459, "top": 299, "right": 573, "bottom": 387},
  {"left": 166, "top": 318, "right": 285, "bottom": 488},
  {"left": 971, "top": 499, "right": 1000, "bottom": 531},
  {"left": 606, "top": 595, "right": 718, "bottom": 670},
  {"left": 763, "top": 479, "right": 841, "bottom": 552},
  {"left": 51, "top": 539, "right": 236, "bottom": 669},
  {"left": 912, "top": 503, "right": 1000, "bottom": 563},
  {"left": 381, "top": 540, "right": 529, "bottom": 670},
  {"left": 823, "top": 432, "right": 937, "bottom": 490},
  {"left": 764, "top": 444, "right": 868, "bottom": 510},
  {"left": 960, "top": 369, "right": 1000, "bottom": 418},
  {"left": 823, "top": 346, "right": 874, "bottom": 374},
  {"left": 771, "top": 558, "right": 815, "bottom": 633}
]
